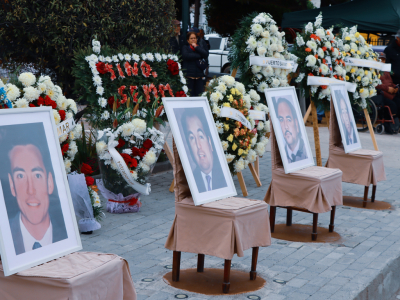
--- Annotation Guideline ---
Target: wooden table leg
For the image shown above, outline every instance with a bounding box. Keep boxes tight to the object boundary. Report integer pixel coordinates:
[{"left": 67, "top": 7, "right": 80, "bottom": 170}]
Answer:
[
  {"left": 254, "top": 156, "right": 260, "bottom": 177},
  {"left": 329, "top": 206, "right": 336, "bottom": 232},
  {"left": 286, "top": 208, "right": 293, "bottom": 226},
  {"left": 249, "top": 163, "right": 262, "bottom": 187},
  {"left": 222, "top": 259, "right": 231, "bottom": 293},
  {"left": 270, "top": 206, "right": 276, "bottom": 233},
  {"left": 363, "top": 186, "right": 369, "bottom": 208},
  {"left": 197, "top": 254, "right": 205, "bottom": 272},
  {"left": 250, "top": 247, "right": 259, "bottom": 280},
  {"left": 169, "top": 179, "right": 175, "bottom": 193},
  {"left": 312, "top": 213, "right": 318, "bottom": 241},
  {"left": 172, "top": 251, "right": 181, "bottom": 282},
  {"left": 371, "top": 185, "right": 377, "bottom": 203},
  {"left": 237, "top": 172, "right": 248, "bottom": 197}
]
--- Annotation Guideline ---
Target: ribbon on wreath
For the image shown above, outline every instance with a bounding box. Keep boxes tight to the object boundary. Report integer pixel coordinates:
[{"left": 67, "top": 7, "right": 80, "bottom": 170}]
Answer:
[
  {"left": 249, "top": 55, "right": 298, "bottom": 72},
  {"left": 249, "top": 110, "right": 266, "bottom": 121},
  {"left": 343, "top": 57, "right": 391, "bottom": 72},
  {"left": 220, "top": 107, "right": 253, "bottom": 130},
  {"left": 57, "top": 117, "right": 76, "bottom": 137},
  {"left": 107, "top": 132, "right": 151, "bottom": 195},
  {"left": 307, "top": 76, "right": 357, "bottom": 92}
]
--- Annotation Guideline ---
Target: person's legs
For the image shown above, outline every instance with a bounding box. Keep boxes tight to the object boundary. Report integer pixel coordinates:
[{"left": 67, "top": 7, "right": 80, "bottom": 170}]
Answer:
[
  {"left": 391, "top": 95, "right": 400, "bottom": 116},
  {"left": 383, "top": 97, "right": 397, "bottom": 118},
  {"left": 186, "top": 78, "right": 195, "bottom": 96},
  {"left": 193, "top": 78, "right": 205, "bottom": 96}
]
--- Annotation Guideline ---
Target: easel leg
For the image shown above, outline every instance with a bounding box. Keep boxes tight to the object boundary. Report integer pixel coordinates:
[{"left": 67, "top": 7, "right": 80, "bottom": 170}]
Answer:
[
  {"left": 363, "top": 108, "right": 379, "bottom": 151},
  {"left": 312, "top": 213, "right": 318, "bottom": 241},
  {"left": 197, "top": 254, "right": 205, "bottom": 272},
  {"left": 311, "top": 101, "right": 322, "bottom": 166},
  {"left": 371, "top": 185, "right": 377, "bottom": 203},
  {"left": 270, "top": 206, "right": 276, "bottom": 233},
  {"left": 303, "top": 104, "right": 312, "bottom": 124},
  {"left": 222, "top": 259, "right": 231, "bottom": 293},
  {"left": 169, "top": 179, "right": 175, "bottom": 193},
  {"left": 172, "top": 251, "right": 181, "bottom": 282},
  {"left": 324, "top": 110, "right": 330, "bottom": 129},
  {"left": 363, "top": 186, "right": 369, "bottom": 208},
  {"left": 286, "top": 208, "right": 293, "bottom": 226},
  {"left": 329, "top": 206, "right": 336, "bottom": 232},
  {"left": 255, "top": 156, "right": 260, "bottom": 177},
  {"left": 164, "top": 141, "right": 175, "bottom": 193},
  {"left": 250, "top": 247, "right": 259, "bottom": 280},
  {"left": 237, "top": 172, "right": 248, "bottom": 196},
  {"left": 249, "top": 163, "right": 262, "bottom": 187}
]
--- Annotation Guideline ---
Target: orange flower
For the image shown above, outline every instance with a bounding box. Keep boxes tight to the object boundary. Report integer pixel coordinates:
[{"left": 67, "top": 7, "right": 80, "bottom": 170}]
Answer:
[
  {"left": 334, "top": 75, "right": 338, "bottom": 79},
  {"left": 322, "top": 47, "right": 327, "bottom": 52},
  {"left": 322, "top": 59, "right": 326, "bottom": 64},
  {"left": 305, "top": 48, "right": 312, "bottom": 52},
  {"left": 308, "top": 73, "right": 314, "bottom": 76},
  {"left": 314, "top": 54, "right": 318, "bottom": 59},
  {"left": 234, "top": 128, "right": 240, "bottom": 137},
  {"left": 321, "top": 85, "right": 328, "bottom": 89}
]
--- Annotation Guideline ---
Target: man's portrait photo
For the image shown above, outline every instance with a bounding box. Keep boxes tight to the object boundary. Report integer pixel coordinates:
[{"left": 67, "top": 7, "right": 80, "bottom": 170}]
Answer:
[
  {"left": 335, "top": 90, "right": 358, "bottom": 146},
  {"left": 0, "top": 123, "right": 68, "bottom": 256},
  {"left": 175, "top": 107, "right": 228, "bottom": 193},
  {"left": 273, "top": 96, "right": 308, "bottom": 164}
]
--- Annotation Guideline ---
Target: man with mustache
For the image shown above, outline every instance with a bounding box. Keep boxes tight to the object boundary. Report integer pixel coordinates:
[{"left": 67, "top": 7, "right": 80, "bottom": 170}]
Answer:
[
  {"left": 181, "top": 108, "right": 227, "bottom": 193},
  {"left": 276, "top": 97, "right": 308, "bottom": 163},
  {"left": 4, "top": 124, "right": 68, "bottom": 255},
  {"left": 336, "top": 91, "right": 357, "bottom": 145}
]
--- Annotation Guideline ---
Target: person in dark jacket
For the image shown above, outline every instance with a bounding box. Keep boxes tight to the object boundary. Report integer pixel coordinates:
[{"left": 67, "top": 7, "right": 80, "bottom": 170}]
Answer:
[
  {"left": 384, "top": 30, "right": 400, "bottom": 85},
  {"left": 376, "top": 52, "right": 399, "bottom": 116},
  {"left": 169, "top": 20, "right": 184, "bottom": 55},
  {"left": 182, "top": 31, "right": 209, "bottom": 96}
]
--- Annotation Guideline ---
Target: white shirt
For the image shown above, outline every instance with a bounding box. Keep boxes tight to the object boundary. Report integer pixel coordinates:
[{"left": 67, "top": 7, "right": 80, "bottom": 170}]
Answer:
[
  {"left": 201, "top": 171, "right": 212, "bottom": 191},
  {"left": 286, "top": 139, "right": 300, "bottom": 161},
  {"left": 347, "top": 127, "right": 354, "bottom": 144},
  {"left": 20, "top": 214, "right": 53, "bottom": 252}
]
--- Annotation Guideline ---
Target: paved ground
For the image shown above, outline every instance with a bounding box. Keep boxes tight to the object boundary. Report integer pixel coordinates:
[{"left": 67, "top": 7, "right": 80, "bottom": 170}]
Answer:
[{"left": 81, "top": 129, "right": 400, "bottom": 300}]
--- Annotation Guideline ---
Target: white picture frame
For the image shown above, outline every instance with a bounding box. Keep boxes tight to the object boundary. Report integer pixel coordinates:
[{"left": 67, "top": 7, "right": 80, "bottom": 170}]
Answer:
[
  {"left": 162, "top": 97, "right": 237, "bottom": 206},
  {"left": 330, "top": 83, "right": 362, "bottom": 153},
  {"left": 265, "top": 86, "right": 315, "bottom": 173},
  {"left": 0, "top": 107, "right": 82, "bottom": 276}
]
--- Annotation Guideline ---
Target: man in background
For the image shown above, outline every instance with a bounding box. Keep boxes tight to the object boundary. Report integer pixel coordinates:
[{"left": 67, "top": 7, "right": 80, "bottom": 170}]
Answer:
[
  {"left": 169, "top": 20, "right": 184, "bottom": 55},
  {"left": 384, "top": 29, "right": 400, "bottom": 85}
]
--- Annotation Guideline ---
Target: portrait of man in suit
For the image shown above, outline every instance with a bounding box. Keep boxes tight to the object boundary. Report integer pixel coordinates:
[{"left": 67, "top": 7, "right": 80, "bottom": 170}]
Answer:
[
  {"left": 0, "top": 123, "right": 68, "bottom": 255},
  {"left": 275, "top": 97, "right": 308, "bottom": 163},
  {"left": 335, "top": 90, "right": 357, "bottom": 145},
  {"left": 180, "top": 108, "right": 227, "bottom": 193}
]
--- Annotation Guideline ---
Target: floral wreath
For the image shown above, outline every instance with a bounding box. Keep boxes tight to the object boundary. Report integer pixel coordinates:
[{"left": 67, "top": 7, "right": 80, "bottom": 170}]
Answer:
[
  {"left": 340, "top": 26, "right": 381, "bottom": 108},
  {"left": 204, "top": 75, "right": 268, "bottom": 174},
  {"left": 293, "top": 13, "right": 347, "bottom": 111},
  {"left": 96, "top": 118, "right": 164, "bottom": 185},
  {"left": 0, "top": 81, "right": 12, "bottom": 109}
]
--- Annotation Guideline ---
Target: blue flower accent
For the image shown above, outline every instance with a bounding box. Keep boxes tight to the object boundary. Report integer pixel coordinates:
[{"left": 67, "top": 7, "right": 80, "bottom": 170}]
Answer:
[{"left": 0, "top": 87, "right": 12, "bottom": 108}]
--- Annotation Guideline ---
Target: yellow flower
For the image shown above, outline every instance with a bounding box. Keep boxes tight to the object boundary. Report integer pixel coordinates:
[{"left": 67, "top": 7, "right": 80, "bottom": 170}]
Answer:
[
  {"left": 238, "top": 148, "right": 243, "bottom": 156},
  {"left": 230, "top": 88, "right": 236, "bottom": 95},
  {"left": 223, "top": 102, "right": 231, "bottom": 107},
  {"left": 224, "top": 123, "right": 229, "bottom": 131},
  {"left": 357, "top": 50, "right": 361, "bottom": 54},
  {"left": 364, "top": 70, "right": 368, "bottom": 75},
  {"left": 228, "top": 95, "right": 233, "bottom": 102},
  {"left": 350, "top": 49, "right": 355, "bottom": 54},
  {"left": 356, "top": 76, "right": 361, "bottom": 81},
  {"left": 345, "top": 36, "right": 351, "bottom": 40},
  {"left": 365, "top": 52, "right": 370, "bottom": 58},
  {"left": 369, "top": 89, "right": 374, "bottom": 95},
  {"left": 227, "top": 134, "right": 233, "bottom": 142},
  {"left": 350, "top": 68, "right": 356, "bottom": 73},
  {"left": 373, "top": 72, "right": 376, "bottom": 77},
  {"left": 378, "top": 74, "right": 381, "bottom": 79},
  {"left": 360, "top": 88, "right": 364, "bottom": 94},
  {"left": 232, "top": 143, "right": 238, "bottom": 151},
  {"left": 372, "top": 52, "right": 376, "bottom": 57},
  {"left": 244, "top": 149, "right": 249, "bottom": 155},
  {"left": 345, "top": 75, "right": 349, "bottom": 81},
  {"left": 47, "top": 89, "right": 55, "bottom": 98},
  {"left": 356, "top": 40, "right": 359, "bottom": 44},
  {"left": 355, "top": 32, "right": 360, "bottom": 38},
  {"left": 342, "top": 51, "right": 346, "bottom": 56}
]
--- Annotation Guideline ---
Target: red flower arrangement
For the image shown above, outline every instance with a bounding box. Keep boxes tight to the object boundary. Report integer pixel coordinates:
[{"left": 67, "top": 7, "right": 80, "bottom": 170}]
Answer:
[
  {"left": 167, "top": 59, "right": 179, "bottom": 75},
  {"left": 81, "top": 163, "right": 93, "bottom": 175},
  {"left": 175, "top": 91, "right": 186, "bottom": 97}
]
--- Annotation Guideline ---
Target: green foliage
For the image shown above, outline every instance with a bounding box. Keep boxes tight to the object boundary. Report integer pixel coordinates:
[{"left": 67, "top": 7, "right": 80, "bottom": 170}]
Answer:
[
  {"left": 72, "top": 43, "right": 185, "bottom": 129},
  {"left": 0, "top": 0, "right": 176, "bottom": 96},
  {"left": 204, "top": 0, "right": 308, "bottom": 37}
]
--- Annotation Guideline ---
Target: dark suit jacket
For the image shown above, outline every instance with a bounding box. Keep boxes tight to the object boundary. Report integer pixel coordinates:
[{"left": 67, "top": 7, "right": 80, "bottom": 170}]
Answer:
[
  {"left": 344, "top": 125, "right": 357, "bottom": 145},
  {"left": 10, "top": 211, "right": 68, "bottom": 255},
  {"left": 285, "top": 137, "right": 308, "bottom": 163},
  {"left": 193, "top": 161, "right": 227, "bottom": 193}
]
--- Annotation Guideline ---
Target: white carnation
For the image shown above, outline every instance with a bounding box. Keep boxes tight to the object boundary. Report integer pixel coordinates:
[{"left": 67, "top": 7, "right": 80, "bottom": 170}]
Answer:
[
  {"left": 96, "top": 141, "right": 108, "bottom": 154},
  {"left": 98, "top": 97, "right": 107, "bottom": 108},
  {"left": 257, "top": 47, "right": 267, "bottom": 57},
  {"left": 315, "top": 29, "right": 325, "bottom": 39},
  {"left": 306, "top": 40, "right": 317, "bottom": 51},
  {"left": 306, "top": 55, "right": 317, "bottom": 67},
  {"left": 101, "top": 111, "right": 110, "bottom": 120},
  {"left": 318, "top": 48, "right": 325, "bottom": 58},
  {"left": 132, "top": 118, "right": 147, "bottom": 134},
  {"left": 221, "top": 141, "right": 229, "bottom": 151},
  {"left": 320, "top": 64, "right": 329, "bottom": 75},
  {"left": 143, "top": 150, "right": 157, "bottom": 166}
]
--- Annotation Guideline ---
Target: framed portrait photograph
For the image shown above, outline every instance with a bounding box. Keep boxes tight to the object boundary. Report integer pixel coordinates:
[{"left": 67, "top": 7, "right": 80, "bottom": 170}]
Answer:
[
  {"left": 162, "top": 97, "right": 237, "bottom": 206},
  {"left": 330, "top": 83, "right": 362, "bottom": 153},
  {"left": 265, "top": 86, "right": 315, "bottom": 174},
  {"left": 0, "top": 107, "right": 82, "bottom": 276}
]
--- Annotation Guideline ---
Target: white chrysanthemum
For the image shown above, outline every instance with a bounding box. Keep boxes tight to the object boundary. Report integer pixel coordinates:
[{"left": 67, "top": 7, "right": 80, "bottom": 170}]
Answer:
[
  {"left": 243, "top": 95, "right": 251, "bottom": 109},
  {"left": 320, "top": 64, "right": 329, "bottom": 75},
  {"left": 362, "top": 76, "right": 370, "bottom": 86},
  {"left": 101, "top": 111, "right": 110, "bottom": 120},
  {"left": 274, "top": 68, "right": 282, "bottom": 76},
  {"left": 22, "top": 86, "right": 40, "bottom": 101},
  {"left": 5, "top": 83, "right": 21, "bottom": 101},
  {"left": 221, "top": 141, "right": 229, "bottom": 151},
  {"left": 66, "top": 99, "right": 77, "bottom": 113},
  {"left": 120, "top": 122, "right": 135, "bottom": 137},
  {"left": 72, "top": 124, "right": 83, "bottom": 139},
  {"left": 98, "top": 97, "right": 107, "bottom": 108},
  {"left": 246, "top": 36, "right": 257, "bottom": 50},
  {"left": 350, "top": 42, "right": 358, "bottom": 51},
  {"left": 321, "top": 87, "right": 331, "bottom": 96},
  {"left": 132, "top": 118, "right": 147, "bottom": 134},
  {"left": 257, "top": 121, "right": 264, "bottom": 130},
  {"left": 247, "top": 149, "right": 257, "bottom": 163},
  {"left": 14, "top": 98, "right": 29, "bottom": 108},
  {"left": 215, "top": 121, "right": 223, "bottom": 134},
  {"left": 257, "top": 46, "right": 267, "bottom": 57},
  {"left": 306, "top": 55, "right": 317, "bottom": 67},
  {"left": 67, "top": 141, "right": 78, "bottom": 158},
  {"left": 261, "top": 31, "right": 270, "bottom": 38},
  {"left": 255, "top": 142, "right": 266, "bottom": 156},
  {"left": 318, "top": 48, "right": 325, "bottom": 59},
  {"left": 18, "top": 72, "right": 36, "bottom": 87},
  {"left": 53, "top": 109, "right": 61, "bottom": 124},
  {"left": 271, "top": 78, "right": 280, "bottom": 87},
  {"left": 64, "top": 159, "right": 72, "bottom": 173},
  {"left": 226, "top": 154, "right": 235, "bottom": 163},
  {"left": 221, "top": 75, "right": 235, "bottom": 87},
  {"left": 270, "top": 25, "right": 278, "bottom": 34},
  {"left": 251, "top": 65, "right": 262, "bottom": 74},
  {"left": 212, "top": 105, "right": 221, "bottom": 117},
  {"left": 130, "top": 170, "right": 138, "bottom": 180},
  {"left": 277, "top": 44, "right": 284, "bottom": 52},
  {"left": 234, "top": 158, "right": 246, "bottom": 172},
  {"left": 249, "top": 89, "right": 260, "bottom": 101},
  {"left": 306, "top": 40, "right": 317, "bottom": 51},
  {"left": 143, "top": 150, "right": 157, "bottom": 166},
  {"left": 139, "top": 161, "right": 150, "bottom": 173},
  {"left": 315, "top": 28, "right": 325, "bottom": 39},
  {"left": 257, "top": 82, "right": 268, "bottom": 93},
  {"left": 210, "top": 92, "right": 221, "bottom": 103},
  {"left": 59, "top": 133, "right": 68, "bottom": 143},
  {"left": 96, "top": 86, "right": 104, "bottom": 95},
  {"left": 146, "top": 53, "right": 154, "bottom": 61},
  {"left": 296, "top": 36, "right": 305, "bottom": 47},
  {"left": 96, "top": 141, "right": 108, "bottom": 154},
  {"left": 251, "top": 24, "right": 263, "bottom": 36}
]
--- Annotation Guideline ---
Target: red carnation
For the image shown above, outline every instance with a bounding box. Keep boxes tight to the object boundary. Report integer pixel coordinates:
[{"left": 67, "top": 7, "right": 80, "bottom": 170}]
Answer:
[
  {"left": 108, "top": 96, "right": 121, "bottom": 108},
  {"left": 85, "top": 176, "right": 95, "bottom": 186},
  {"left": 138, "top": 148, "right": 148, "bottom": 158},
  {"left": 121, "top": 153, "right": 138, "bottom": 168},
  {"left": 116, "top": 138, "right": 125, "bottom": 148},
  {"left": 96, "top": 62, "right": 108, "bottom": 74},
  {"left": 37, "top": 96, "right": 45, "bottom": 106},
  {"left": 59, "top": 110, "right": 66, "bottom": 121},
  {"left": 167, "top": 59, "right": 179, "bottom": 75},
  {"left": 131, "top": 147, "right": 141, "bottom": 157},
  {"left": 61, "top": 143, "right": 69, "bottom": 155},
  {"left": 29, "top": 103, "right": 36, "bottom": 107},
  {"left": 143, "top": 139, "right": 153, "bottom": 149},
  {"left": 175, "top": 91, "right": 186, "bottom": 97},
  {"left": 81, "top": 163, "right": 93, "bottom": 175}
]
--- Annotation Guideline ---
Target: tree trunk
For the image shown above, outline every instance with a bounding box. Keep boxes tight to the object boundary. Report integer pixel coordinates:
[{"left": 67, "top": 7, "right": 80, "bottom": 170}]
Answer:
[{"left": 194, "top": 0, "right": 200, "bottom": 28}]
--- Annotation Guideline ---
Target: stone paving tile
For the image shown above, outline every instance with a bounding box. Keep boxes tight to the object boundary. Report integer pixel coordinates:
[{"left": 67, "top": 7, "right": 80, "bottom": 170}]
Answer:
[{"left": 80, "top": 140, "right": 400, "bottom": 299}]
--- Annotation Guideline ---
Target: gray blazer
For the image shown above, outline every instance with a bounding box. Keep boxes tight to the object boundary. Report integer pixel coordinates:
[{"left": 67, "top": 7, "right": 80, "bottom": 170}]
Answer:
[{"left": 10, "top": 211, "right": 68, "bottom": 255}]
